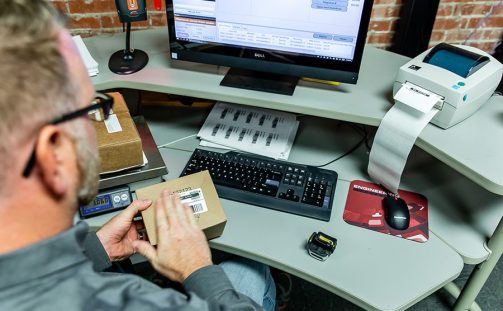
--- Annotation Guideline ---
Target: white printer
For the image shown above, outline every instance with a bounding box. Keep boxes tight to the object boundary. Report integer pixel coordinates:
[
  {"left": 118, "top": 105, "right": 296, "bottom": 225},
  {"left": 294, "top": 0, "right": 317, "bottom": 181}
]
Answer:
[{"left": 393, "top": 43, "right": 503, "bottom": 129}]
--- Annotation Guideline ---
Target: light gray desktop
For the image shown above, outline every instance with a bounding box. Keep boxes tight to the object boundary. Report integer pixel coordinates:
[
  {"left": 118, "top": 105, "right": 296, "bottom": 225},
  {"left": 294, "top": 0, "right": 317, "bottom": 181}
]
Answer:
[{"left": 82, "top": 29, "right": 503, "bottom": 311}]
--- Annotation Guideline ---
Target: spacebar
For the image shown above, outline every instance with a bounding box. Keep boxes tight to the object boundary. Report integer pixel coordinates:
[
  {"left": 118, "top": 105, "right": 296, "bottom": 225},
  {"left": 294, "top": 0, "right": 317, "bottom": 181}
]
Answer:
[{"left": 213, "top": 178, "right": 244, "bottom": 190}]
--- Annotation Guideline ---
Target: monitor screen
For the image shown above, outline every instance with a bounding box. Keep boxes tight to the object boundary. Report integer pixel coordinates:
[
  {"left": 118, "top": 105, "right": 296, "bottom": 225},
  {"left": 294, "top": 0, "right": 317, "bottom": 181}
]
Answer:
[{"left": 166, "top": 0, "right": 374, "bottom": 94}]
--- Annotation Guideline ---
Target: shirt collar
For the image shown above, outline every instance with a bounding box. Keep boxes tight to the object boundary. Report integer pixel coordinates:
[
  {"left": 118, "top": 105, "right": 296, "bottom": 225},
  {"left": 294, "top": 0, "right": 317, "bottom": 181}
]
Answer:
[{"left": 0, "top": 222, "right": 90, "bottom": 289}]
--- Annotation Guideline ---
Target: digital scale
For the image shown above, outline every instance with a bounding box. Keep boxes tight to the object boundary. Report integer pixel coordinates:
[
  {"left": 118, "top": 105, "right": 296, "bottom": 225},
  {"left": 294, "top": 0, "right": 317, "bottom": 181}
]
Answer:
[{"left": 79, "top": 186, "right": 132, "bottom": 218}]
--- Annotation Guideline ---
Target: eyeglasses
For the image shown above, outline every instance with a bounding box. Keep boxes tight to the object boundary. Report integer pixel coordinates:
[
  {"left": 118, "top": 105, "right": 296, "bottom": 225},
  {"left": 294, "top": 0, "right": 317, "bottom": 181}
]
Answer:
[{"left": 21, "top": 92, "right": 114, "bottom": 178}]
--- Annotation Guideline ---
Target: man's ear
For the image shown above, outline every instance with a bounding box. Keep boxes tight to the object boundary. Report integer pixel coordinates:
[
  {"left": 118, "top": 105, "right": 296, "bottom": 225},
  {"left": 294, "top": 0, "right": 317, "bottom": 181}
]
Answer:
[{"left": 35, "top": 125, "right": 77, "bottom": 199}]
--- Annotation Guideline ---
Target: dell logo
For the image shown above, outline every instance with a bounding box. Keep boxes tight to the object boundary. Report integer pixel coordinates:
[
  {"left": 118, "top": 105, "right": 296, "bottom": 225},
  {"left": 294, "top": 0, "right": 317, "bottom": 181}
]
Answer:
[{"left": 254, "top": 53, "right": 265, "bottom": 58}]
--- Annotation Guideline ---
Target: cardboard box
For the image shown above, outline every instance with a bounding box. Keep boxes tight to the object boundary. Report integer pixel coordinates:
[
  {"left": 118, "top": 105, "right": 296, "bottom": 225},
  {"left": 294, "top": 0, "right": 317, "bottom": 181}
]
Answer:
[
  {"left": 94, "top": 92, "right": 143, "bottom": 173},
  {"left": 135, "top": 171, "right": 227, "bottom": 245}
]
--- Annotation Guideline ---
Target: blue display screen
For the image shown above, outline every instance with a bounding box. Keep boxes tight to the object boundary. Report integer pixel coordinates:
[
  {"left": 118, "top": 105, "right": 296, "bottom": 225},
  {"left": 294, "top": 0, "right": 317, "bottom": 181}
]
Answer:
[{"left": 80, "top": 195, "right": 112, "bottom": 216}]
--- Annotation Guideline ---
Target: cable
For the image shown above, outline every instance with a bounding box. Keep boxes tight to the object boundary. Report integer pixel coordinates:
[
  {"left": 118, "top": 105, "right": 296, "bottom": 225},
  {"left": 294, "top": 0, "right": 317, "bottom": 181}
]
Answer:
[
  {"left": 313, "top": 136, "right": 366, "bottom": 168},
  {"left": 156, "top": 121, "right": 370, "bottom": 168},
  {"left": 349, "top": 123, "right": 371, "bottom": 152},
  {"left": 157, "top": 134, "right": 197, "bottom": 149},
  {"left": 313, "top": 123, "right": 369, "bottom": 168}
]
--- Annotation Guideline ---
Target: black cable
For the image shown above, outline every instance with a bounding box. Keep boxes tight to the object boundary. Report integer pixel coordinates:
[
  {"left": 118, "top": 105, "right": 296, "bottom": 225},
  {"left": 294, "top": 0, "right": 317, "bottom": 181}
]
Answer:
[
  {"left": 362, "top": 125, "right": 371, "bottom": 152},
  {"left": 349, "top": 123, "right": 371, "bottom": 152},
  {"left": 313, "top": 136, "right": 366, "bottom": 168},
  {"left": 312, "top": 122, "right": 369, "bottom": 168}
]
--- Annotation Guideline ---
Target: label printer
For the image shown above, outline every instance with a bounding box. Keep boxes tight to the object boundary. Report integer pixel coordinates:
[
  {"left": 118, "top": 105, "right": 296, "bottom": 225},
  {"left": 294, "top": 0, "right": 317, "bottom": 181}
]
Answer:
[{"left": 393, "top": 43, "right": 503, "bottom": 129}]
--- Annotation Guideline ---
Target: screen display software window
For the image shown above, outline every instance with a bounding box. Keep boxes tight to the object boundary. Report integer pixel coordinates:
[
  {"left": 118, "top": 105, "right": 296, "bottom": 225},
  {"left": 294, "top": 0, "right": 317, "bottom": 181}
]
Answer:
[{"left": 173, "top": 0, "right": 366, "bottom": 60}]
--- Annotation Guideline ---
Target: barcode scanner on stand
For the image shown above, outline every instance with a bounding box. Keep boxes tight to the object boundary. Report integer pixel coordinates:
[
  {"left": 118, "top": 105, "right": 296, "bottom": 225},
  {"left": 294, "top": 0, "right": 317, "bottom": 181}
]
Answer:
[{"left": 108, "top": 0, "right": 149, "bottom": 75}]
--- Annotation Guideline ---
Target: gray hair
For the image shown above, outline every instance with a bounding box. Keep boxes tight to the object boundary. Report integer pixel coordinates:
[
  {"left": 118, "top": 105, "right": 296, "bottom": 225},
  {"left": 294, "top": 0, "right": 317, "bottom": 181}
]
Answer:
[{"left": 0, "top": 0, "right": 80, "bottom": 190}]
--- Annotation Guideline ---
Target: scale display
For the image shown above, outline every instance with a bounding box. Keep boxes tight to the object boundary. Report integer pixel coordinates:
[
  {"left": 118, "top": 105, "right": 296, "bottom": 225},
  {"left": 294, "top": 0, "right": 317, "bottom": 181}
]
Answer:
[
  {"left": 80, "top": 186, "right": 131, "bottom": 218},
  {"left": 93, "top": 196, "right": 112, "bottom": 208}
]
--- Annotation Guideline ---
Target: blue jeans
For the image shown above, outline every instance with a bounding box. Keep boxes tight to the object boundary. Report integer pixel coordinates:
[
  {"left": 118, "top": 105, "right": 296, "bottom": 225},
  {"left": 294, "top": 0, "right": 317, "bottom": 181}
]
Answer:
[{"left": 220, "top": 258, "right": 276, "bottom": 311}]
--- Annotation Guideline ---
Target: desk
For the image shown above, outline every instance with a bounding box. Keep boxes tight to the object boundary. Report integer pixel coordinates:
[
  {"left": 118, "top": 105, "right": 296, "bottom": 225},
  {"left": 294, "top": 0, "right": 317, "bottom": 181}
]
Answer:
[{"left": 83, "top": 29, "right": 503, "bottom": 310}]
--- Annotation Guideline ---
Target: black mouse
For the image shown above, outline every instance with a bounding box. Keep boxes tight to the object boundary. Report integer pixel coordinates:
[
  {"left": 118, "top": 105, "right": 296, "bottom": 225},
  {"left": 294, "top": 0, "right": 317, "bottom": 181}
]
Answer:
[{"left": 382, "top": 196, "right": 410, "bottom": 230}]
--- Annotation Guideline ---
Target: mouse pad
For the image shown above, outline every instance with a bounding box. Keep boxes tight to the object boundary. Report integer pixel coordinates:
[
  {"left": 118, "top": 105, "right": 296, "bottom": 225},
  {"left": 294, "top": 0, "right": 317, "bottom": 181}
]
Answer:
[{"left": 343, "top": 180, "right": 429, "bottom": 243}]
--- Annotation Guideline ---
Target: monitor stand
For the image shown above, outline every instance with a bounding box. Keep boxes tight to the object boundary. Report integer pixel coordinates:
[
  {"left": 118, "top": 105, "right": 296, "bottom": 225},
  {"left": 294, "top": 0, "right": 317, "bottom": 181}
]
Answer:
[{"left": 220, "top": 68, "right": 299, "bottom": 96}]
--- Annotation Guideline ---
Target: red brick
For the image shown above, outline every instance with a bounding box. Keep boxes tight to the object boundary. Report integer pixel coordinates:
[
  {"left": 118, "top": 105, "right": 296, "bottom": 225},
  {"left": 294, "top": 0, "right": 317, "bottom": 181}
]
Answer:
[
  {"left": 480, "top": 28, "right": 503, "bottom": 41},
  {"left": 372, "top": 6, "right": 401, "bottom": 18},
  {"left": 467, "top": 16, "right": 503, "bottom": 28},
  {"left": 430, "top": 30, "right": 445, "bottom": 42},
  {"left": 467, "top": 41, "right": 498, "bottom": 53},
  {"left": 483, "top": 16, "right": 503, "bottom": 28},
  {"left": 494, "top": 3, "right": 503, "bottom": 15},
  {"left": 369, "top": 20, "right": 391, "bottom": 32},
  {"left": 454, "top": 4, "right": 494, "bottom": 16},
  {"left": 131, "top": 20, "right": 149, "bottom": 28},
  {"left": 69, "top": 16, "right": 101, "bottom": 29},
  {"left": 465, "top": 30, "right": 488, "bottom": 41},
  {"left": 444, "top": 29, "right": 472, "bottom": 42},
  {"left": 373, "top": 0, "right": 401, "bottom": 4},
  {"left": 49, "top": 0, "right": 68, "bottom": 13},
  {"left": 367, "top": 33, "right": 394, "bottom": 44},
  {"left": 101, "top": 15, "right": 122, "bottom": 28},
  {"left": 467, "top": 17, "right": 482, "bottom": 28},
  {"left": 68, "top": 0, "right": 116, "bottom": 14},
  {"left": 434, "top": 17, "right": 469, "bottom": 30},
  {"left": 436, "top": 4, "right": 454, "bottom": 17},
  {"left": 150, "top": 14, "right": 167, "bottom": 27}
]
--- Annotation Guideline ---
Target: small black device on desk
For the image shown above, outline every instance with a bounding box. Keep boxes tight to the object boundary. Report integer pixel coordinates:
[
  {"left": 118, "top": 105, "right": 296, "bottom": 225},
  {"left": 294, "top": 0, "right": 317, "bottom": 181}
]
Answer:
[
  {"left": 80, "top": 186, "right": 132, "bottom": 218},
  {"left": 180, "top": 149, "right": 338, "bottom": 221},
  {"left": 307, "top": 231, "right": 337, "bottom": 261}
]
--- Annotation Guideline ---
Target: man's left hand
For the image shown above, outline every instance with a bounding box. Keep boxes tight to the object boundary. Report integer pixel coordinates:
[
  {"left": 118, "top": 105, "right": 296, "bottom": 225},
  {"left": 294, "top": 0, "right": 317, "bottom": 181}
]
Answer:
[{"left": 96, "top": 200, "right": 152, "bottom": 261}]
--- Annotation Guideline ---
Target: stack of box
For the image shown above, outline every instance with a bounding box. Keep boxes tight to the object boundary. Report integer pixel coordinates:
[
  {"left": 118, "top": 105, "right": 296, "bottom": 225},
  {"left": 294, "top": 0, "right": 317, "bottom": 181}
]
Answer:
[{"left": 93, "top": 92, "right": 143, "bottom": 174}]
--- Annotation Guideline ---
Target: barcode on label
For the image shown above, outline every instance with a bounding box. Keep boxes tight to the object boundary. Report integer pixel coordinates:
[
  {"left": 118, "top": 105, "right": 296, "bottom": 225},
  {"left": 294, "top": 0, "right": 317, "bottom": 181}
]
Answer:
[
  {"left": 191, "top": 203, "right": 204, "bottom": 213},
  {"left": 179, "top": 188, "right": 208, "bottom": 215}
]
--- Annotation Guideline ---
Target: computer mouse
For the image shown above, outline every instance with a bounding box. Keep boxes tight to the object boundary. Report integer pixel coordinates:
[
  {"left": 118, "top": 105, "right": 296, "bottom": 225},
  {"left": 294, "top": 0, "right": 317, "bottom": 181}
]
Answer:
[{"left": 382, "top": 196, "right": 410, "bottom": 230}]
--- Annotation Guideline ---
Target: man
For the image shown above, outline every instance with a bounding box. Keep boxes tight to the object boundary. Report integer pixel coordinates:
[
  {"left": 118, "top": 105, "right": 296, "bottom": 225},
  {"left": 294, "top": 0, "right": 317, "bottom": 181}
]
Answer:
[{"left": 0, "top": 1, "right": 275, "bottom": 310}]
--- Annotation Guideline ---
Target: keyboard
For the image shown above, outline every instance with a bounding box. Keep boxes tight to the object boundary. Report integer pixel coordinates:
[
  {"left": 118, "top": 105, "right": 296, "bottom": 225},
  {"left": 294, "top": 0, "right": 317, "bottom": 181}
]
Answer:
[{"left": 180, "top": 149, "right": 338, "bottom": 221}]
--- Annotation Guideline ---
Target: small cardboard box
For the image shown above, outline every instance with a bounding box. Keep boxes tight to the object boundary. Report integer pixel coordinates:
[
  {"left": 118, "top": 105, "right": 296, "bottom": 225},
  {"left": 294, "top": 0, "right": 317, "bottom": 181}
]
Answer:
[
  {"left": 135, "top": 171, "right": 227, "bottom": 245},
  {"left": 94, "top": 92, "right": 143, "bottom": 173}
]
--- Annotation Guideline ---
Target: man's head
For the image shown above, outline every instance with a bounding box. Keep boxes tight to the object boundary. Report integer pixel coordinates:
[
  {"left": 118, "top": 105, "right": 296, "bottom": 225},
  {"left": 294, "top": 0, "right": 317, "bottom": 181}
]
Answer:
[{"left": 0, "top": 0, "right": 100, "bottom": 212}]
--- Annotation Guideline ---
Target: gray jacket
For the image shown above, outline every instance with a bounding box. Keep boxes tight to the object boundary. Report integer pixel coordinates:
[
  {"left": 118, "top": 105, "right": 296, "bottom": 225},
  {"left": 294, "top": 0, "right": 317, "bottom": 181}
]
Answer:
[{"left": 0, "top": 222, "right": 262, "bottom": 310}]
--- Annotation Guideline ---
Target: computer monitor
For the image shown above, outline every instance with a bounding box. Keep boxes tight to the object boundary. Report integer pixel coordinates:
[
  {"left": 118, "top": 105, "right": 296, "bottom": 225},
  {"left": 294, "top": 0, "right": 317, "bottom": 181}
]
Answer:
[{"left": 166, "top": 0, "right": 374, "bottom": 95}]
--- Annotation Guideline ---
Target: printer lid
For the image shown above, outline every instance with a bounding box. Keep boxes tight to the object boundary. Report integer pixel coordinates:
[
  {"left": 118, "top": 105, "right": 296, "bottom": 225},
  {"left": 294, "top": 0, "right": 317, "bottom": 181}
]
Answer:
[{"left": 423, "top": 43, "right": 490, "bottom": 78}]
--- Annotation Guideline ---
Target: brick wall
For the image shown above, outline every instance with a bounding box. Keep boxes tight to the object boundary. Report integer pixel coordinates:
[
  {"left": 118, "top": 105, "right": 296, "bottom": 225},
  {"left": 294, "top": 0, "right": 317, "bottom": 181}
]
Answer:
[
  {"left": 50, "top": 0, "right": 166, "bottom": 35},
  {"left": 52, "top": 0, "right": 502, "bottom": 54},
  {"left": 431, "top": 0, "right": 503, "bottom": 53}
]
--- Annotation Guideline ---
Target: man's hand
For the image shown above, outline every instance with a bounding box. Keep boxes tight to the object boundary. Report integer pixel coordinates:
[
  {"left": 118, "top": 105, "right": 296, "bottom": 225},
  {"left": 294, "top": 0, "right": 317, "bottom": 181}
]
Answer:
[
  {"left": 132, "top": 191, "right": 212, "bottom": 283},
  {"left": 96, "top": 200, "right": 152, "bottom": 262}
]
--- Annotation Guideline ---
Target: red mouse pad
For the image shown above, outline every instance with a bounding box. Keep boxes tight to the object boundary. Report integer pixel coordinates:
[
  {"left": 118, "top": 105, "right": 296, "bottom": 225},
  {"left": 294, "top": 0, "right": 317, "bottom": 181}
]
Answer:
[{"left": 343, "top": 180, "right": 429, "bottom": 243}]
